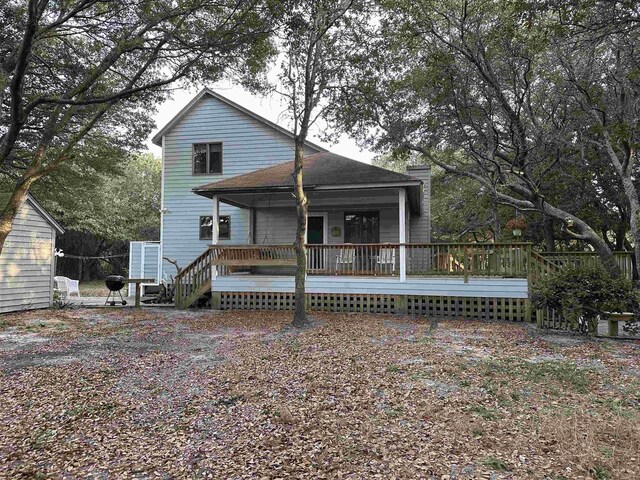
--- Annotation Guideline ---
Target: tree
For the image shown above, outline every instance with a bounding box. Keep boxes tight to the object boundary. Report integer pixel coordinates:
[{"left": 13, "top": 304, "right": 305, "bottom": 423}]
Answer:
[
  {"left": 331, "top": 0, "right": 640, "bottom": 278},
  {"left": 0, "top": 0, "right": 276, "bottom": 254},
  {"left": 275, "top": 0, "right": 356, "bottom": 326}
]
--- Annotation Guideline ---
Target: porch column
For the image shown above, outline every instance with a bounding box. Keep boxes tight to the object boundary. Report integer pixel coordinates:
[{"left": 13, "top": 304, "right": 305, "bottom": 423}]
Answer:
[
  {"left": 399, "top": 189, "right": 407, "bottom": 282},
  {"left": 211, "top": 195, "right": 220, "bottom": 309},
  {"left": 211, "top": 195, "right": 219, "bottom": 245}
]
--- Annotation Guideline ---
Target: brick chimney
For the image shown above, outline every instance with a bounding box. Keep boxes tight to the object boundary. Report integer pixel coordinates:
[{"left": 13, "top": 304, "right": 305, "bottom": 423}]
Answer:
[{"left": 406, "top": 165, "right": 431, "bottom": 243}]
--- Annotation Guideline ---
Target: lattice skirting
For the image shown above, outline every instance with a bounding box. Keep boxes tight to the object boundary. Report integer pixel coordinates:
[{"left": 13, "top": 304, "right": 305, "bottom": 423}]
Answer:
[{"left": 218, "top": 292, "right": 529, "bottom": 322}]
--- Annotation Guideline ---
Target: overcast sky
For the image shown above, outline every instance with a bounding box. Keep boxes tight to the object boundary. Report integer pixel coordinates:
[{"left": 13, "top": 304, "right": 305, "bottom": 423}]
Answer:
[{"left": 146, "top": 80, "right": 376, "bottom": 164}]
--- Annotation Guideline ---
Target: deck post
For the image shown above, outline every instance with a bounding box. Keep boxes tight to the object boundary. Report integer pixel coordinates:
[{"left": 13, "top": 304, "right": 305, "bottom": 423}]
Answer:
[
  {"left": 399, "top": 189, "right": 407, "bottom": 282},
  {"left": 211, "top": 195, "right": 219, "bottom": 309}
]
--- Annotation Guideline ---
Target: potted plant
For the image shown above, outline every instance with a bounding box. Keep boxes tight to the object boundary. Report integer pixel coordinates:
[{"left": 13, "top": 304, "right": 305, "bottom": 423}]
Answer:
[{"left": 506, "top": 217, "right": 527, "bottom": 237}]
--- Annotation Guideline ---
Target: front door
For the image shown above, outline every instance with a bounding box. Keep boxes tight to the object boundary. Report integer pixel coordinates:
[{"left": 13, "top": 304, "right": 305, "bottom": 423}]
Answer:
[{"left": 307, "top": 215, "right": 325, "bottom": 271}]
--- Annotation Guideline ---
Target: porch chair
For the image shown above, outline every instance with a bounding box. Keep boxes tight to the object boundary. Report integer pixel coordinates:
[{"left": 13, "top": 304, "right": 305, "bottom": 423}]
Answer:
[
  {"left": 335, "top": 246, "right": 356, "bottom": 273},
  {"left": 54, "top": 276, "right": 81, "bottom": 299},
  {"left": 376, "top": 246, "right": 396, "bottom": 274}
]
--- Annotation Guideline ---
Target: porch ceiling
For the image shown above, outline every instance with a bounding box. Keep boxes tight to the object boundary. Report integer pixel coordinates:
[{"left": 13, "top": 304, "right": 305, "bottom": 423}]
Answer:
[{"left": 211, "top": 186, "right": 422, "bottom": 214}]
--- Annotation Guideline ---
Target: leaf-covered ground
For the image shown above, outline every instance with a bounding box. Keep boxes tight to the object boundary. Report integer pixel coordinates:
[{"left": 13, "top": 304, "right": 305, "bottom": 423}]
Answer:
[{"left": 0, "top": 309, "right": 638, "bottom": 479}]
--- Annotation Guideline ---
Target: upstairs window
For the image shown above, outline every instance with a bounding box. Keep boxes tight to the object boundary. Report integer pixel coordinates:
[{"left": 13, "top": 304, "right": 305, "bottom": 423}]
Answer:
[
  {"left": 193, "top": 143, "right": 223, "bottom": 175},
  {"left": 199, "top": 215, "right": 230, "bottom": 240}
]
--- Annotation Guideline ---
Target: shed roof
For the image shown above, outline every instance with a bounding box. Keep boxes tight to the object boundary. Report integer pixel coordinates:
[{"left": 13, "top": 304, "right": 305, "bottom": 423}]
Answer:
[
  {"left": 151, "top": 88, "right": 327, "bottom": 153},
  {"left": 193, "top": 152, "right": 424, "bottom": 213},
  {"left": 0, "top": 193, "right": 65, "bottom": 234}
]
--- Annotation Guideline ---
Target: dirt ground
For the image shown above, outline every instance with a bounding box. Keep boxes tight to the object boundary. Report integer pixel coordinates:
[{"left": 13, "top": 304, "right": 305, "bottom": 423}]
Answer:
[{"left": 0, "top": 308, "right": 638, "bottom": 479}]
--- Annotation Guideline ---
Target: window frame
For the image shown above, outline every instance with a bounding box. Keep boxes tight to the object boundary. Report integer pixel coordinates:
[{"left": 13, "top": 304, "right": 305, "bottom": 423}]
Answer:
[
  {"left": 343, "top": 211, "right": 380, "bottom": 244},
  {"left": 199, "top": 215, "right": 231, "bottom": 241},
  {"left": 192, "top": 142, "right": 223, "bottom": 175}
]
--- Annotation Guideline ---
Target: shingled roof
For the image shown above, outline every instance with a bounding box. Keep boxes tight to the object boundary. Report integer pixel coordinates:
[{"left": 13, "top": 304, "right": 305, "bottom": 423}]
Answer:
[{"left": 193, "top": 152, "right": 422, "bottom": 196}]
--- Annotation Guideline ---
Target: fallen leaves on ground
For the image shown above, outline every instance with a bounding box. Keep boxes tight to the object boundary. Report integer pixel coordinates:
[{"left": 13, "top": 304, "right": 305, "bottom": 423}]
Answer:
[{"left": 0, "top": 309, "right": 638, "bottom": 479}]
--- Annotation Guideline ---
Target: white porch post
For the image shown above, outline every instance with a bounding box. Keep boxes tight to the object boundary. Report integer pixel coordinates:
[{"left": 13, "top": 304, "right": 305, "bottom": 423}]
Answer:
[
  {"left": 399, "top": 189, "right": 407, "bottom": 282},
  {"left": 211, "top": 195, "right": 219, "bottom": 245},
  {"left": 211, "top": 195, "right": 219, "bottom": 281},
  {"left": 210, "top": 195, "right": 220, "bottom": 309}
]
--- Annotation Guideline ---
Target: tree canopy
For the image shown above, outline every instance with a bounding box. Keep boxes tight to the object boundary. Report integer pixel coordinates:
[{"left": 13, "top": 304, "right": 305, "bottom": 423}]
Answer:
[
  {"left": 0, "top": 0, "right": 277, "bottom": 253},
  {"left": 330, "top": 0, "right": 640, "bottom": 277}
]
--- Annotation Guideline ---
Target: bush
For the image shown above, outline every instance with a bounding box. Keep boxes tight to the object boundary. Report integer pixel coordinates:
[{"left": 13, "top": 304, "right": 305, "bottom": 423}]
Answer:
[{"left": 531, "top": 264, "right": 636, "bottom": 334}]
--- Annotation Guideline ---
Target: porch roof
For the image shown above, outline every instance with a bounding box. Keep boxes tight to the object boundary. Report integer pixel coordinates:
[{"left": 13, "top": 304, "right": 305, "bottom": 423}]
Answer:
[{"left": 193, "top": 152, "right": 424, "bottom": 213}]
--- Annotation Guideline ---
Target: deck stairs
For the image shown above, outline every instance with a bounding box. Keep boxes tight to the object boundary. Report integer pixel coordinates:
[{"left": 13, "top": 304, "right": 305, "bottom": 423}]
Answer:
[{"left": 174, "top": 248, "right": 215, "bottom": 309}]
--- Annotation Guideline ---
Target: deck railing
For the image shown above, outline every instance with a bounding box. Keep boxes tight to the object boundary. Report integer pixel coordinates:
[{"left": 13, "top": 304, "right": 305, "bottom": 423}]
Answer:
[
  {"left": 202, "top": 243, "right": 633, "bottom": 280},
  {"left": 539, "top": 251, "right": 633, "bottom": 280},
  {"left": 404, "top": 243, "right": 530, "bottom": 278},
  {"left": 206, "top": 243, "right": 533, "bottom": 278}
]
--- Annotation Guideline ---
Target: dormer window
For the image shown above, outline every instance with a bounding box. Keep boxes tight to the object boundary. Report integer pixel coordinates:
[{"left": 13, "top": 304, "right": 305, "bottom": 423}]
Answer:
[{"left": 193, "top": 143, "right": 223, "bottom": 175}]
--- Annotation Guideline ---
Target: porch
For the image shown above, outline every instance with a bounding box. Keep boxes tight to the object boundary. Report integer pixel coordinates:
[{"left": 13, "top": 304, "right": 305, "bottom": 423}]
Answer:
[{"left": 174, "top": 242, "right": 534, "bottom": 318}]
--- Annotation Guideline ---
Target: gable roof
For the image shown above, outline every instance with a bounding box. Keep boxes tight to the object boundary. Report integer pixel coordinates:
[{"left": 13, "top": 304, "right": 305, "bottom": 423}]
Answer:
[
  {"left": 151, "top": 88, "right": 327, "bottom": 152},
  {"left": 193, "top": 152, "right": 424, "bottom": 213},
  {"left": 0, "top": 192, "right": 64, "bottom": 235}
]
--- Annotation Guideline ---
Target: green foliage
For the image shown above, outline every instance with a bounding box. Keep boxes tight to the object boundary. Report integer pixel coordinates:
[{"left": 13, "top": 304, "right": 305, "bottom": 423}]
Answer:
[
  {"left": 331, "top": 0, "right": 640, "bottom": 259},
  {"left": 375, "top": 154, "right": 516, "bottom": 242},
  {"left": 29, "top": 153, "right": 160, "bottom": 241},
  {"left": 531, "top": 264, "right": 636, "bottom": 333}
]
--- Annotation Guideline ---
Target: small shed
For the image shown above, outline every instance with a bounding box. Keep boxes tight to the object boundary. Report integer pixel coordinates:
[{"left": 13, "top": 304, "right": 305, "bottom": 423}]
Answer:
[{"left": 0, "top": 193, "right": 64, "bottom": 313}]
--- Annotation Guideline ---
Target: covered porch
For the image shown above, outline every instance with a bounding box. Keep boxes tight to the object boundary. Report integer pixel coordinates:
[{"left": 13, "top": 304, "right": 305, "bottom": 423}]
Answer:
[{"left": 193, "top": 152, "right": 431, "bottom": 281}]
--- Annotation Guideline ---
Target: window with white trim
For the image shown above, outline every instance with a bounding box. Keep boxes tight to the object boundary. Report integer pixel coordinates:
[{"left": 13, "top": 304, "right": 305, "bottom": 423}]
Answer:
[{"left": 193, "top": 143, "right": 223, "bottom": 174}]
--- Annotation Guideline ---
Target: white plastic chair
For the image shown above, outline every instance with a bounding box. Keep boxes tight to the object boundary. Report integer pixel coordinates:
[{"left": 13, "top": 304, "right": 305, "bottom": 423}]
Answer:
[
  {"left": 376, "top": 246, "right": 396, "bottom": 274},
  {"left": 335, "top": 247, "right": 356, "bottom": 273},
  {"left": 54, "top": 276, "right": 81, "bottom": 298}
]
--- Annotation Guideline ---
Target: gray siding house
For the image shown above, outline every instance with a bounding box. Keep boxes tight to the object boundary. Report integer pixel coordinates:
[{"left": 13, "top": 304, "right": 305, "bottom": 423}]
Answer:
[
  {"left": 132, "top": 88, "right": 530, "bottom": 319},
  {"left": 0, "top": 193, "right": 64, "bottom": 313}
]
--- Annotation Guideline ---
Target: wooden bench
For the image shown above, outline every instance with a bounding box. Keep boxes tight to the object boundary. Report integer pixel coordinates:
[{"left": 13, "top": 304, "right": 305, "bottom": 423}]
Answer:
[
  {"left": 125, "top": 278, "right": 155, "bottom": 308},
  {"left": 605, "top": 312, "right": 635, "bottom": 337},
  {"left": 210, "top": 247, "right": 297, "bottom": 267}
]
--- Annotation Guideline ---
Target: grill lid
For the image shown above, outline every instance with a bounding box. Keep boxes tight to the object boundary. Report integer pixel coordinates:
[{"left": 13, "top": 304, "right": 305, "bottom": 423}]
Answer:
[{"left": 105, "top": 275, "right": 126, "bottom": 291}]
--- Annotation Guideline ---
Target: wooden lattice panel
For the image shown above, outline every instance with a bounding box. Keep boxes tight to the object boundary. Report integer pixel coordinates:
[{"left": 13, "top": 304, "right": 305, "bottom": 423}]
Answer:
[{"left": 219, "top": 292, "right": 528, "bottom": 322}]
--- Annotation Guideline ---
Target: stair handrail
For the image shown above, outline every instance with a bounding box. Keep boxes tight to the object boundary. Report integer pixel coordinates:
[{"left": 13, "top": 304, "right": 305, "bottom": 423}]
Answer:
[{"left": 174, "top": 247, "right": 215, "bottom": 308}]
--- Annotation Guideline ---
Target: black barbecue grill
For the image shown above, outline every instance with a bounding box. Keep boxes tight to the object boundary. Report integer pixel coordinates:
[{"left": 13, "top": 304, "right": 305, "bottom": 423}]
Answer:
[{"left": 105, "top": 275, "right": 127, "bottom": 306}]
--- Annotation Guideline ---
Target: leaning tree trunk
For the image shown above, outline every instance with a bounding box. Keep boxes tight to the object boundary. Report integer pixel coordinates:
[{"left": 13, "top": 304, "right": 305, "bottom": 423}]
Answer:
[
  {"left": 539, "top": 201, "right": 622, "bottom": 278},
  {"left": 0, "top": 177, "right": 37, "bottom": 255},
  {"left": 292, "top": 140, "right": 309, "bottom": 327}
]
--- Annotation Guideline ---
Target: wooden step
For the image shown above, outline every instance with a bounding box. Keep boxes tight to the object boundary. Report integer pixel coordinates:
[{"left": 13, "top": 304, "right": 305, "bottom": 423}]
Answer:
[{"left": 176, "top": 280, "right": 211, "bottom": 309}]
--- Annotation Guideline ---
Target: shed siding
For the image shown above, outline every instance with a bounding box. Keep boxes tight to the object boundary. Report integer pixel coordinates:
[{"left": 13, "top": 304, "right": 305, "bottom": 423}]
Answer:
[
  {"left": 212, "top": 275, "right": 528, "bottom": 298},
  {"left": 0, "top": 200, "right": 55, "bottom": 313},
  {"left": 161, "top": 94, "right": 320, "bottom": 277}
]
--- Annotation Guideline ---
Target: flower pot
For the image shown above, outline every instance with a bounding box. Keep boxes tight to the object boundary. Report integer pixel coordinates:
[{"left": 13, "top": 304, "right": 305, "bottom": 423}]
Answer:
[{"left": 512, "top": 228, "right": 522, "bottom": 237}]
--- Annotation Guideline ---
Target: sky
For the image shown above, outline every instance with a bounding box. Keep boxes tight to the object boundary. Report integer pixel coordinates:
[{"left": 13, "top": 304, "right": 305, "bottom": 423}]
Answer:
[{"left": 145, "top": 80, "right": 376, "bottom": 164}]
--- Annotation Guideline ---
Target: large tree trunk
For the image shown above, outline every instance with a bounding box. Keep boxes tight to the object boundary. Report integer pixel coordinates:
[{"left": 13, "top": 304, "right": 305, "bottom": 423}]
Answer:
[
  {"left": 620, "top": 176, "right": 640, "bottom": 285},
  {"left": 292, "top": 141, "right": 309, "bottom": 327}
]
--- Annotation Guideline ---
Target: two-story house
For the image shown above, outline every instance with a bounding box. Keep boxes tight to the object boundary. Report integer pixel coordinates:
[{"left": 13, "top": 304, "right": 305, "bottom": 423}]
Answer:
[{"left": 130, "top": 88, "right": 529, "bottom": 320}]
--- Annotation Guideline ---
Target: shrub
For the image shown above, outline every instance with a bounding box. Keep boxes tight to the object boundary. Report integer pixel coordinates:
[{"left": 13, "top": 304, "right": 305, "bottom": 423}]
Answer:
[{"left": 530, "top": 264, "right": 636, "bottom": 334}]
